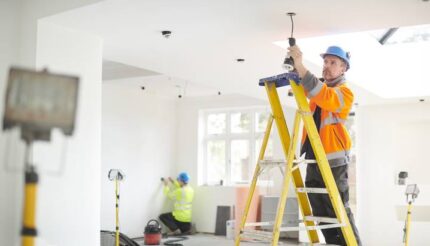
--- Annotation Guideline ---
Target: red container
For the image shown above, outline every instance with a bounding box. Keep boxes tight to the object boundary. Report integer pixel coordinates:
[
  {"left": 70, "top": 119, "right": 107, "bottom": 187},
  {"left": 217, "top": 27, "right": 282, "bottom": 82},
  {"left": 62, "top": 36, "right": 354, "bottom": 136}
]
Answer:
[{"left": 144, "top": 220, "right": 161, "bottom": 245}]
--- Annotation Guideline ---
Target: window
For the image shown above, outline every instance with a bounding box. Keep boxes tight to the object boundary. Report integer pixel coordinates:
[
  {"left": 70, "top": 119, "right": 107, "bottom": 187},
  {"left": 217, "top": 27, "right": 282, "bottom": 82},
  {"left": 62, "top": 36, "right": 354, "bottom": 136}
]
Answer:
[
  {"left": 345, "top": 112, "right": 357, "bottom": 214},
  {"left": 201, "top": 108, "right": 273, "bottom": 185}
]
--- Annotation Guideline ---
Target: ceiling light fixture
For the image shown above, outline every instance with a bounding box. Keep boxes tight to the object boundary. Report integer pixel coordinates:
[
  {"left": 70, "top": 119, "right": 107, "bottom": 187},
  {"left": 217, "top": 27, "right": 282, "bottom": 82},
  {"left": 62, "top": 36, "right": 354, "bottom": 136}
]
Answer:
[
  {"left": 378, "top": 27, "right": 399, "bottom": 45},
  {"left": 161, "top": 30, "right": 172, "bottom": 38},
  {"left": 236, "top": 58, "right": 245, "bottom": 62}
]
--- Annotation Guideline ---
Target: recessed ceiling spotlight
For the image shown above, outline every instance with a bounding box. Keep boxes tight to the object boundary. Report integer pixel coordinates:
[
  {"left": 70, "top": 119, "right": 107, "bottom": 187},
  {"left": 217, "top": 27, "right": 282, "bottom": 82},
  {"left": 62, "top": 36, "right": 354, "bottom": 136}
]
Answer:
[
  {"left": 161, "top": 30, "right": 172, "bottom": 38},
  {"left": 236, "top": 58, "right": 245, "bottom": 62},
  {"left": 419, "top": 99, "right": 425, "bottom": 102},
  {"left": 218, "top": 91, "right": 222, "bottom": 95},
  {"left": 141, "top": 86, "right": 145, "bottom": 90}
]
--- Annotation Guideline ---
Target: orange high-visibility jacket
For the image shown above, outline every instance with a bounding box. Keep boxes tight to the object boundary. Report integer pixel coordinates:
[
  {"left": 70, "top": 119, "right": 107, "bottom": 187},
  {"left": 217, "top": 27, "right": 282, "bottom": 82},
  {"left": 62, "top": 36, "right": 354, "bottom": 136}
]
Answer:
[{"left": 300, "top": 72, "right": 354, "bottom": 167}]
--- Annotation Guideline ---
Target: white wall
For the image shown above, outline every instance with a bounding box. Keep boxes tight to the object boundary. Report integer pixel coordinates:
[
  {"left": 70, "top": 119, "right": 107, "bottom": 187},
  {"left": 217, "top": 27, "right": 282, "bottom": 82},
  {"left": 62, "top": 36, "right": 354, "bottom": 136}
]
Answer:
[
  {"left": 175, "top": 94, "right": 297, "bottom": 233},
  {"left": 18, "top": 0, "right": 103, "bottom": 67},
  {"left": 0, "top": 1, "right": 22, "bottom": 245},
  {"left": 102, "top": 82, "right": 178, "bottom": 237},
  {"left": 1, "top": 1, "right": 104, "bottom": 244},
  {"left": 31, "top": 21, "right": 103, "bottom": 245},
  {"left": 356, "top": 102, "right": 430, "bottom": 246}
]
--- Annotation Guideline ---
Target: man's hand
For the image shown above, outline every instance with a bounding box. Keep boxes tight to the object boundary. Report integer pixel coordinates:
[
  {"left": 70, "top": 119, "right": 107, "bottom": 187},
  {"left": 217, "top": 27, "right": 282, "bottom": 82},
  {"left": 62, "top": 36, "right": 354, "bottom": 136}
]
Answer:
[
  {"left": 287, "top": 45, "right": 307, "bottom": 78},
  {"left": 161, "top": 177, "right": 169, "bottom": 186},
  {"left": 168, "top": 177, "right": 174, "bottom": 183}
]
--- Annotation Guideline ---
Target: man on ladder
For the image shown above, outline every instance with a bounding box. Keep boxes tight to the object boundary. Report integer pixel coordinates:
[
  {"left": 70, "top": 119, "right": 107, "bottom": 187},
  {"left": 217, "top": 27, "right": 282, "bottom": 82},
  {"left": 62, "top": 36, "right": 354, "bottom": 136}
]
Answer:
[{"left": 287, "top": 45, "right": 362, "bottom": 245}]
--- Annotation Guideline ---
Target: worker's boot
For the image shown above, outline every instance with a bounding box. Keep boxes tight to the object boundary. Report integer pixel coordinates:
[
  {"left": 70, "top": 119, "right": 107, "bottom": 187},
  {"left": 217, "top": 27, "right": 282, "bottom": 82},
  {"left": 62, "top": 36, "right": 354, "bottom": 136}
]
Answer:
[{"left": 167, "top": 229, "right": 181, "bottom": 236}]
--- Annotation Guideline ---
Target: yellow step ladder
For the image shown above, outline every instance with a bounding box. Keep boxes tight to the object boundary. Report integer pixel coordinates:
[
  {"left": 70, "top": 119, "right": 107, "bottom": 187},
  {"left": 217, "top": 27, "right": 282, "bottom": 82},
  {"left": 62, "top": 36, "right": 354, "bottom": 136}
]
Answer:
[{"left": 234, "top": 73, "right": 357, "bottom": 246}]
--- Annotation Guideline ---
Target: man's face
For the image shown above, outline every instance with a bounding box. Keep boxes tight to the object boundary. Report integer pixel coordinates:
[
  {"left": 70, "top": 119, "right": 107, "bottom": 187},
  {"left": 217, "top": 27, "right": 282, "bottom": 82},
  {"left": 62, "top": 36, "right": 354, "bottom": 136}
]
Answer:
[{"left": 322, "top": 55, "right": 346, "bottom": 82}]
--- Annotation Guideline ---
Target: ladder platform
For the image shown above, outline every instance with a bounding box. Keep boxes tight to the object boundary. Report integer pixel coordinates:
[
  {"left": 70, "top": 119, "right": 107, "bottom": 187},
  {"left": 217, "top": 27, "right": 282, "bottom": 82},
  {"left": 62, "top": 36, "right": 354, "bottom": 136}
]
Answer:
[
  {"left": 258, "top": 72, "right": 300, "bottom": 88},
  {"left": 297, "top": 187, "right": 328, "bottom": 194}
]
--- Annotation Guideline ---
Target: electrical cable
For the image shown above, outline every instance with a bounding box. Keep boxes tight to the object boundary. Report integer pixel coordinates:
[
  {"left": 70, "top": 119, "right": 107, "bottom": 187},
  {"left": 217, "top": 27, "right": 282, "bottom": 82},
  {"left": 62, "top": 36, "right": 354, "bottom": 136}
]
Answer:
[
  {"left": 282, "top": 13, "right": 297, "bottom": 71},
  {"left": 289, "top": 13, "right": 294, "bottom": 38},
  {"left": 163, "top": 235, "right": 188, "bottom": 246}
]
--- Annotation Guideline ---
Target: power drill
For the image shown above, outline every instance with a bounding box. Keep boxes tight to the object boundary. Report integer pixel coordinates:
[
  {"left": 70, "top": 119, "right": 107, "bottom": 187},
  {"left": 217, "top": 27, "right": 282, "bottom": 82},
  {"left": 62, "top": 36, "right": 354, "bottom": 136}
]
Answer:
[{"left": 283, "top": 37, "right": 296, "bottom": 72}]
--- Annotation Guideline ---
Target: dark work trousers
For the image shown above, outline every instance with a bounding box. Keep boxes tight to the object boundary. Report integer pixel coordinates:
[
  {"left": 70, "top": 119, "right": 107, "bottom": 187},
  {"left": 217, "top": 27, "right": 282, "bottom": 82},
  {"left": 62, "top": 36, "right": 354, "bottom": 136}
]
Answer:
[
  {"left": 159, "top": 212, "right": 191, "bottom": 233},
  {"left": 305, "top": 164, "right": 362, "bottom": 246}
]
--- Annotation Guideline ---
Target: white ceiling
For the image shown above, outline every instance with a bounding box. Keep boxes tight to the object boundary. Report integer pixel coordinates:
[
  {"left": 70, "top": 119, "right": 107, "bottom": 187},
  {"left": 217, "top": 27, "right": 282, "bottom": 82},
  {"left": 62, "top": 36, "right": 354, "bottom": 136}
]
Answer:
[
  {"left": 43, "top": 0, "right": 430, "bottom": 105},
  {"left": 102, "top": 60, "right": 159, "bottom": 80}
]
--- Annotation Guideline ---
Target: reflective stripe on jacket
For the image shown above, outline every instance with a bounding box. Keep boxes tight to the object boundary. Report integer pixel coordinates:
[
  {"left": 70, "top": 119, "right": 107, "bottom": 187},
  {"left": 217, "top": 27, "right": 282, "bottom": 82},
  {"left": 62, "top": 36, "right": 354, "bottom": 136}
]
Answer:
[
  {"left": 163, "top": 184, "right": 194, "bottom": 222},
  {"left": 300, "top": 71, "right": 354, "bottom": 167}
]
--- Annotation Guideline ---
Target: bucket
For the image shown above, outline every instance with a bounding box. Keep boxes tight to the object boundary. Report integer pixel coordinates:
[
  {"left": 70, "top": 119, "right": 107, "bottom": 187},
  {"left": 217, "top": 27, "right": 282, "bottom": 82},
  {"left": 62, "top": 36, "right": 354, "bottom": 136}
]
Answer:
[{"left": 226, "top": 220, "right": 235, "bottom": 240}]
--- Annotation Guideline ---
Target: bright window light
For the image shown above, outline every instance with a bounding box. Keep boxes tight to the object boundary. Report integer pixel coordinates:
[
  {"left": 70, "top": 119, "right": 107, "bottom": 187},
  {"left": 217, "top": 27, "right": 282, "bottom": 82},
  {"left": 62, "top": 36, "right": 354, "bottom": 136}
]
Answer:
[
  {"left": 273, "top": 24, "right": 430, "bottom": 99},
  {"left": 370, "top": 24, "right": 430, "bottom": 45}
]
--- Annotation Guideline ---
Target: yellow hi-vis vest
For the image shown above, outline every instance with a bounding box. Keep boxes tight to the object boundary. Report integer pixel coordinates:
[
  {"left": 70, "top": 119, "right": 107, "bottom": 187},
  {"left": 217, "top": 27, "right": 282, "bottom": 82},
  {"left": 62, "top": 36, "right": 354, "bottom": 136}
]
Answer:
[{"left": 163, "top": 182, "right": 194, "bottom": 222}]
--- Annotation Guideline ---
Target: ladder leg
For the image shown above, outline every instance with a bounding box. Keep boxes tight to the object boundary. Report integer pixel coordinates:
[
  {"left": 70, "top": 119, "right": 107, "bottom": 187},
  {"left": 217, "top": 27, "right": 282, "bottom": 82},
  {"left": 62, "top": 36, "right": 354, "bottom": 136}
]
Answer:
[
  {"left": 271, "top": 112, "right": 302, "bottom": 245},
  {"left": 264, "top": 81, "right": 292, "bottom": 245},
  {"left": 290, "top": 80, "right": 357, "bottom": 246},
  {"left": 235, "top": 116, "right": 274, "bottom": 246},
  {"left": 290, "top": 111, "right": 320, "bottom": 243}
]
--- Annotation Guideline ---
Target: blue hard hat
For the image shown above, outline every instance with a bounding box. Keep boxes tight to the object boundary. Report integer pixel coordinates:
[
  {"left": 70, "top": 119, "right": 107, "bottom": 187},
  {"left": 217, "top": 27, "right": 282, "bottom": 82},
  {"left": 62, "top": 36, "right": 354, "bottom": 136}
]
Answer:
[
  {"left": 320, "top": 46, "right": 350, "bottom": 70},
  {"left": 177, "top": 172, "right": 190, "bottom": 183}
]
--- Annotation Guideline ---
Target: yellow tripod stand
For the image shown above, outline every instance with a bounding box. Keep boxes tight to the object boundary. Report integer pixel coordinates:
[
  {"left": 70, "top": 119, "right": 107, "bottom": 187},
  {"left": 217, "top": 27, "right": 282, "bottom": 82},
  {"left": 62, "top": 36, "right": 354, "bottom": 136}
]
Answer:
[
  {"left": 108, "top": 169, "right": 125, "bottom": 246},
  {"left": 22, "top": 140, "right": 38, "bottom": 246},
  {"left": 403, "top": 184, "right": 420, "bottom": 246},
  {"left": 235, "top": 73, "right": 357, "bottom": 245}
]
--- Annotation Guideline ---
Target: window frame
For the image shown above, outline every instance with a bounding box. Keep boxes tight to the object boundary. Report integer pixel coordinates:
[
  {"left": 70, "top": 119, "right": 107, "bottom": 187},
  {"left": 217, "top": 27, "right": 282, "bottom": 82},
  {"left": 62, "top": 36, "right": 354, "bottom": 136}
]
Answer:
[{"left": 201, "top": 107, "right": 272, "bottom": 186}]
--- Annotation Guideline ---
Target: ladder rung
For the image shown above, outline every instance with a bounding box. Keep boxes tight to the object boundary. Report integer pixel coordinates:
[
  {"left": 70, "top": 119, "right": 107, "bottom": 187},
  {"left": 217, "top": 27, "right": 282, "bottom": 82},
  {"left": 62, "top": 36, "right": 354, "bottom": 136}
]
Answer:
[
  {"left": 293, "top": 159, "right": 317, "bottom": 164},
  {"left": 279, "top": 223, "right": 345, "bottom": 232},
  {"left": 304, "top": 216, "right": 339, "bottom": 224},
  {"left": 259, "top": 158, "right": 316, "bottom": 169},
  {"left": 291, "top": 158, "right": 317, "bottom": 171},
  {"left": 240, "top": 229, "right": 272, "bottom": 240},
  {"left": 258, "top": 159, "right": 285, "bottom": 166},
  {"left": 244, "top": 221, "right": 274, "bottom": 227},
  {"left": 297, "top": 187, "right": 328, "bottom": 194}
]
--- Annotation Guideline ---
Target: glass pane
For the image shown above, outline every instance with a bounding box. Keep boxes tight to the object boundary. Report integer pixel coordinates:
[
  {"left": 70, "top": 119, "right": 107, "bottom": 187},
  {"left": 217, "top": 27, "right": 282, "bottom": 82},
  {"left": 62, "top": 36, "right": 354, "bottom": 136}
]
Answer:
[
  {"left": 231, "top": 112, "right": 251, "bottom": 133},
  {"left": 231, "top": 140, "right": 250, "bottom": 182},
  {"left": 255, "top": 112, "right": 270, "bottom": 132},
  {"left": 207, "top": 140, "right": 226, "bottom": 183},
  {"left": 207, "top": 113, "right": 226, "bottom": 134},
  {"left": 255, "top": 139, "right": 273, "bottom": 162}
]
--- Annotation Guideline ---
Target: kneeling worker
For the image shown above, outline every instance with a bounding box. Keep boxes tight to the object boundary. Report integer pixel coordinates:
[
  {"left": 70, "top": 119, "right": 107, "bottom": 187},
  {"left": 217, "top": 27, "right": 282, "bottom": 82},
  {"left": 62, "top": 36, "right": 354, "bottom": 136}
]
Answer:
[{"left": 159, "top": 172, "right": 194, "bottom": 235}]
